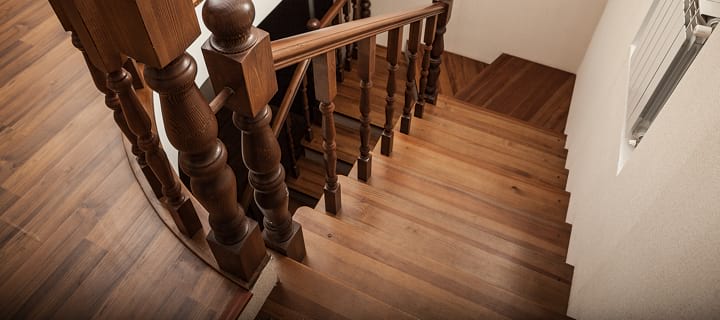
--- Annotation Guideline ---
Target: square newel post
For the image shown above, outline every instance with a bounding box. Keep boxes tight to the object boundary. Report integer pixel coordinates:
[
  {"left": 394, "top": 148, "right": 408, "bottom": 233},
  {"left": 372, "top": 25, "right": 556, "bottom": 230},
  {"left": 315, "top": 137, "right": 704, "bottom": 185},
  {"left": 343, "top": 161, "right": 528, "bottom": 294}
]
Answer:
[
  {"left": 84, "top": 0, "right": 270, "bottom": 285},
  {"left": 201, "top": 0, "right": 306, "bottom": 262}
]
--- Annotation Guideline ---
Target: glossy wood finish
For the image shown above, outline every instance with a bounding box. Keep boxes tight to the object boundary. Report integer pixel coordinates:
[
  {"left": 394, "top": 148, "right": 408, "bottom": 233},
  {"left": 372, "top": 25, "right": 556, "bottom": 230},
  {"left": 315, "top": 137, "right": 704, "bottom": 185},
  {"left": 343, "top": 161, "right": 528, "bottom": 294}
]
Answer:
[
  {"left": 380, "top": 27, "right": 403, "bottom": 156},
  {"left": 455, "top": 54, "right": 575, "bottom": 133},
  {"left": 271, "top": 2, "right": 445, "bottom": 70},
  {"left": 0, "top": 2, "right": 241, "bottom": 316},
  {"left": 356, "top": 36, "right": 376, "bottom": 182},
  {"left": 312, "top": 52, "right": 342, "bottom": 214},
  {"left": 424, "top": 0, "right": 452, "bottom": 105},
  {"left": 202, "top": 0, "right": 305, "bottom": 262},
  {"left": 107, "top": 68, "right": 202, "bottom": 238},
  {"left": 401, "top": 21, "right": 422, "bottom": 134},
  {"left": 288, "top": 92, "right": 574, "bottom": 318},
  {"left": 414, "top": 15, "right": 437, "bottom": 118}
]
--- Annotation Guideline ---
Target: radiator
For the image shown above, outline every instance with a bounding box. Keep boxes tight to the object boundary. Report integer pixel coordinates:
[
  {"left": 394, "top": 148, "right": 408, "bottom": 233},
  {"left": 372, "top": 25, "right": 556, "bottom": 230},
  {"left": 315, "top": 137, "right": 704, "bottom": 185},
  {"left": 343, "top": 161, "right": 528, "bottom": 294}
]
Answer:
[{"left": 626, "top": 0, "right": 716, "bottom": 146}]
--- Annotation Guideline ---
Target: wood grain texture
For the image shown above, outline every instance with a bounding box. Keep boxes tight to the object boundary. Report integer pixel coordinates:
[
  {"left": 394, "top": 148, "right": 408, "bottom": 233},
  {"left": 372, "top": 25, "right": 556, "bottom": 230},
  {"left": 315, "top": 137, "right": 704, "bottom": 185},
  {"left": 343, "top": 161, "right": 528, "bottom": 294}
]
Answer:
[
  {"left": 273, "top": 67, "right": 575, "bottom": 317},
  {"left": 455, "top": 54, "right": 575, "bottom": 133},
  {"left": 0, "top": 1, "right": 241, "bottom": 316}
]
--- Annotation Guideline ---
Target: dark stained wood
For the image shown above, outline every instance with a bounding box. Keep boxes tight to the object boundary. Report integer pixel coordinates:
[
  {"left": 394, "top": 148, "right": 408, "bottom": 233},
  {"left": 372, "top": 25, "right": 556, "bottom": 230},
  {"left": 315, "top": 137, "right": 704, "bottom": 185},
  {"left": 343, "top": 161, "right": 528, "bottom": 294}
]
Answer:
[
  {"left": 145, "top": 52, "right": 268, "bottom": 283},
  {"left": 107, "top": 67, "right": 202, "bottom": 238},
  {"left": 400, "top": 21, "right": 422, "bottom": 134},
  {"left": 414, "top": 15, "right": 436, "bottom": 118},
  {"left": 360, "top": 0, "right": 371, "bottom": 18},
  {"left": 356, "top": 36, "right": 375, "bottom": 182},
  {"left": 0, "top": 2, "right": 241, "bottom": 316},
  {"left": 455, "top": 54, "right": 575, "bottom": 133},
  {"left": 312, "top": 51, "right": 342, "bottom": 214},
  {"left": 202, "top": 0, "right": 305, "bottom": 262},
  {"left": 380, "top": 27, "right": 403, "bottom": 156},
  {"left": 424, "top": 0, "right": 453, "bottom": 105},
  {"left": 301, "top": 75, "right": 313, "bottom": 141}
]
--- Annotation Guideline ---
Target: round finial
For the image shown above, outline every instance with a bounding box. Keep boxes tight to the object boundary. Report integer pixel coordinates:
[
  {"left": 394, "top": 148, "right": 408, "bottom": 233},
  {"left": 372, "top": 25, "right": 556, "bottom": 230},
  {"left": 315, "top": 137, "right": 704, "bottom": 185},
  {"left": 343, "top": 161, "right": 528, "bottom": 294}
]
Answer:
[
  {"left": 203, "top": 0, "right": 256, "bottom": 54},
  {"left": 306, "top": 18, "right": 321, "bottom": 31}
]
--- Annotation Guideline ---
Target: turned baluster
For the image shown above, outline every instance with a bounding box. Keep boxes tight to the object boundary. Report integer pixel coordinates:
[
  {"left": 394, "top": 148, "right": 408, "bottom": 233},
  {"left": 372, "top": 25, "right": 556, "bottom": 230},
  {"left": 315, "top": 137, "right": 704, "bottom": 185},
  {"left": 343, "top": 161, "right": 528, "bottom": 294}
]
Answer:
[
  {"left": 202, "top": 0, "right": 305, "bottom": 261},
  {"left": 69, "top": 33, "right": 164, "bottom": 198},
  {"left": 343, "top": 1, "right": 354, "bottom": 72},
  {"left": 360, "top": 0, "right": 371, "bottom": 18},
  {"left": 415, "top": 15, "right": 437, "bottom": 118},
  {"left": 381, "top": 27, "right": 404, "bottom": 156},
  {"left": 357, "top": 36, "right": 376, "bottom": 181},
  {"left": 401, "top": 21, "right": 423, "bottom": 134},
  {"left": 312, "top": 51, "right": 342, "bottom": 214},
  {"left": 107, "top": 68, "right": 202, "bottom": 238},
  {"left": 301, "top": 75, "right": 313, "bottom": 142},
  {"left": 351, "top": 0, "right": 360, "bottom": 59},
  {"left": 335, "top": 12, "right": 345, "bottom": 83},
  {"left": 145, "top": 53, "right": 268, "bottom": 282},
  {"left": 425, "top": 0, "right": 453, "bottom": 104}
]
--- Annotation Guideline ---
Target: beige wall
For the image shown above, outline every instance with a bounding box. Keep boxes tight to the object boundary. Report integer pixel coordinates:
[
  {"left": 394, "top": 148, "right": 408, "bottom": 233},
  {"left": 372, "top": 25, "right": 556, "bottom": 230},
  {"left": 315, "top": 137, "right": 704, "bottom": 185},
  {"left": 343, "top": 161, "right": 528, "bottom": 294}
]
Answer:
[
  {"left": 372, "top": 0, "right": 607, "bottom": 73},
  {"left": 564, "top": 0, "right": 720, "bottom": 318}
]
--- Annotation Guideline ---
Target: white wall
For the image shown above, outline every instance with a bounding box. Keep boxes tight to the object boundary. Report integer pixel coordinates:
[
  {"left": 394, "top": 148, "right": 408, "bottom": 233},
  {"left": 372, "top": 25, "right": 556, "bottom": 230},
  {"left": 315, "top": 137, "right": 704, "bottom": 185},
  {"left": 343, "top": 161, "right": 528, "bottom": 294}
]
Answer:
[
  {"left": 564, "top": 0, "right": 720, "bottom": 317},
  {"left": 372, "top": 0, "right": 607, "bottom": 73}
]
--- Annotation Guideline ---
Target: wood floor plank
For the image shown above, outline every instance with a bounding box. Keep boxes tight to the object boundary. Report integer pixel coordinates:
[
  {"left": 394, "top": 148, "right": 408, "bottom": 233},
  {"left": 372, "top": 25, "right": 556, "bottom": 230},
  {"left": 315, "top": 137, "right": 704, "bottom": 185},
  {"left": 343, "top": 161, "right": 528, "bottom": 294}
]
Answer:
[
  {"left": 0, "top": 1, "right": 241, "bottom": 317},
  {"left": 297, "top": 207, "right": 570, "bottom": 318},
  {"left": 454, "top": 54, "right": 574, "bottom": 133}
]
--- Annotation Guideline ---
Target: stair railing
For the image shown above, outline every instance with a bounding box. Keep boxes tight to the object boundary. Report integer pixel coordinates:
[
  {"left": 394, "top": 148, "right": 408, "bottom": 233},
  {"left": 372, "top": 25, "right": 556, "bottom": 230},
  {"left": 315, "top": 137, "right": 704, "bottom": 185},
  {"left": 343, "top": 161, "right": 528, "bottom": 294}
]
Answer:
[
  {"left": 271, "top": 0, "right": 452, "bottom": 184},
  {"left": 49, "top": 0, "right": 451, "bottom": 290}
]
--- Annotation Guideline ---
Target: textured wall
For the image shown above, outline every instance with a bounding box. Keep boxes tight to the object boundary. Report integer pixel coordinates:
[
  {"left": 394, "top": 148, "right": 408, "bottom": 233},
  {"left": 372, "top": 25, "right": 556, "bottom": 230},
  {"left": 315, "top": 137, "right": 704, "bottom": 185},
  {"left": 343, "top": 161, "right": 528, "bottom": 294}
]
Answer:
[
  {"left": 564, "top": 0, "right": 720, "bottom": 317},
  {"left": 372, "top": 0, "right": 607, "bottom": 73}
]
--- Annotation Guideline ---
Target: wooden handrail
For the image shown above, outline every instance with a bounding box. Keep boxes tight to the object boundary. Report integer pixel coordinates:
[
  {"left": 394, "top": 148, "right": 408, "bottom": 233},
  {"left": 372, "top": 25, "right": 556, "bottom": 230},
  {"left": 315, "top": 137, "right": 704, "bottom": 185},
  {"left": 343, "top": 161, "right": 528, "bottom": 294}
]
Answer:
[{"left": 271, "top": 3, "right": 445, "bottom": 70}]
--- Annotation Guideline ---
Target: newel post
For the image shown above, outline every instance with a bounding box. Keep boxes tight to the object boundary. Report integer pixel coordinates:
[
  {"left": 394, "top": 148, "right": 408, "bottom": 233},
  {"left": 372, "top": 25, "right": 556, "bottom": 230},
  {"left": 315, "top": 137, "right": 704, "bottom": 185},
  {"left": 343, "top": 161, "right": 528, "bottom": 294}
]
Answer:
[
  {"left": 425, "top": 0, "right": 453, "bottom": 105},
  {"left": 202, "top": 0, "right": 306, "bottom": 261}
]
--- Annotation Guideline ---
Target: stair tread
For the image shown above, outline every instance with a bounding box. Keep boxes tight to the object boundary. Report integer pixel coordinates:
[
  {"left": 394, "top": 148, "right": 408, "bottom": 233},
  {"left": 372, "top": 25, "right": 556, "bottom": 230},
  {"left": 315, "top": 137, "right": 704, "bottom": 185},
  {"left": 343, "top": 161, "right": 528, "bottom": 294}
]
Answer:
[
  {"left": 356, "top": 130, "right": 570, "bottom": 223},
  {"left": 454, "top": 54, "right": 574, "bottom": 133},
  {"left": 426, "top": 95, "right": 569, "bottom": 158},
  {"left": 262, "top": 253, "right": 417, "bottom": 320},
  {"left": 407, "top": 112, "right": 568, "bottom": 188},
  {"left": 296, "top": 207, "right": 572, "bottom": 318}
]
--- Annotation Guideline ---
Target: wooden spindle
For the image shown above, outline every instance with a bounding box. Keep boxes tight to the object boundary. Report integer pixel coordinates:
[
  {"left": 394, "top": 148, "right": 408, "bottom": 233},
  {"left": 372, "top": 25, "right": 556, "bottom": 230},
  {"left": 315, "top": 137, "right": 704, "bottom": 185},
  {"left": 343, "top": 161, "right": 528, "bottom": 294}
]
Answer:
[
  {"left": 381, "top": 27, "right": 404, "bottom": 156},
  {"left": 351, "top": 0, "right": 360, "bottom": 59},
  {"left": 425, "top": 0, "right": 453, "bottom": 105},
  {"left": 282, "top": 116, "right": 301, "bottom": 179},
  {"left": 70, "top": 33, "right": 164, "bottom": 199},
  {"left": 357, "top": 36, "right": 376, "bottom": 181},
  {"left": 202, "top": 0, "right": 305, "bottom": 261},
  {"left": 343, "top": 1, "right": 354, "bottom": 72},
  {"left": 401, "top": 21, "right": 423, "bottom": 134},
  {"left": 145, "top": 53, "right": 268, "bottom": 282},
  {"left": 312, "top": 51, "right": 342, "bottom": 214},
  {"left": 335, "top": 13, "right": 345, "bottom": 83},
  {"left": 107, "top": 68, "right": 202, "bottom": 238},
  {"left": 360, "top": 0, "right": 371, "bottom": 18},
  {"left": 301, "top": 75, "right": 313, "bottom": 142},
  {"left": 414, "top": 15, "right": 437, "bottom": 118}
]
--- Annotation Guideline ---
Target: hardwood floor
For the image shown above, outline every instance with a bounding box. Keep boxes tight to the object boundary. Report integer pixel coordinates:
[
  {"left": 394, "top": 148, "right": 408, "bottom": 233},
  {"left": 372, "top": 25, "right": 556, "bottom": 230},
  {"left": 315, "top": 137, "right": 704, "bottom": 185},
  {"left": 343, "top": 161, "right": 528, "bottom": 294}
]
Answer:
[
  {"left": 264, "top": 94, "right": 574, "bottom": 319},
  {"left": 455, "top": 54, "right": 575, "bottom": 133},
  {"left": 0, "top": 1, "right": 241, "bottom": 318}
]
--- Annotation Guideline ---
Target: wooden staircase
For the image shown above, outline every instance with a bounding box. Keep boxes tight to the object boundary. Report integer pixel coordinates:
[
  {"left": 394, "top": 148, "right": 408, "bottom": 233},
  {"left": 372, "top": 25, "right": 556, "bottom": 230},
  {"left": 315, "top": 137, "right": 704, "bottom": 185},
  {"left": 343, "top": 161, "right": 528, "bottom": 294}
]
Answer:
[{"left": 263, "top": 52, "right": 576, "bottom": 319}]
